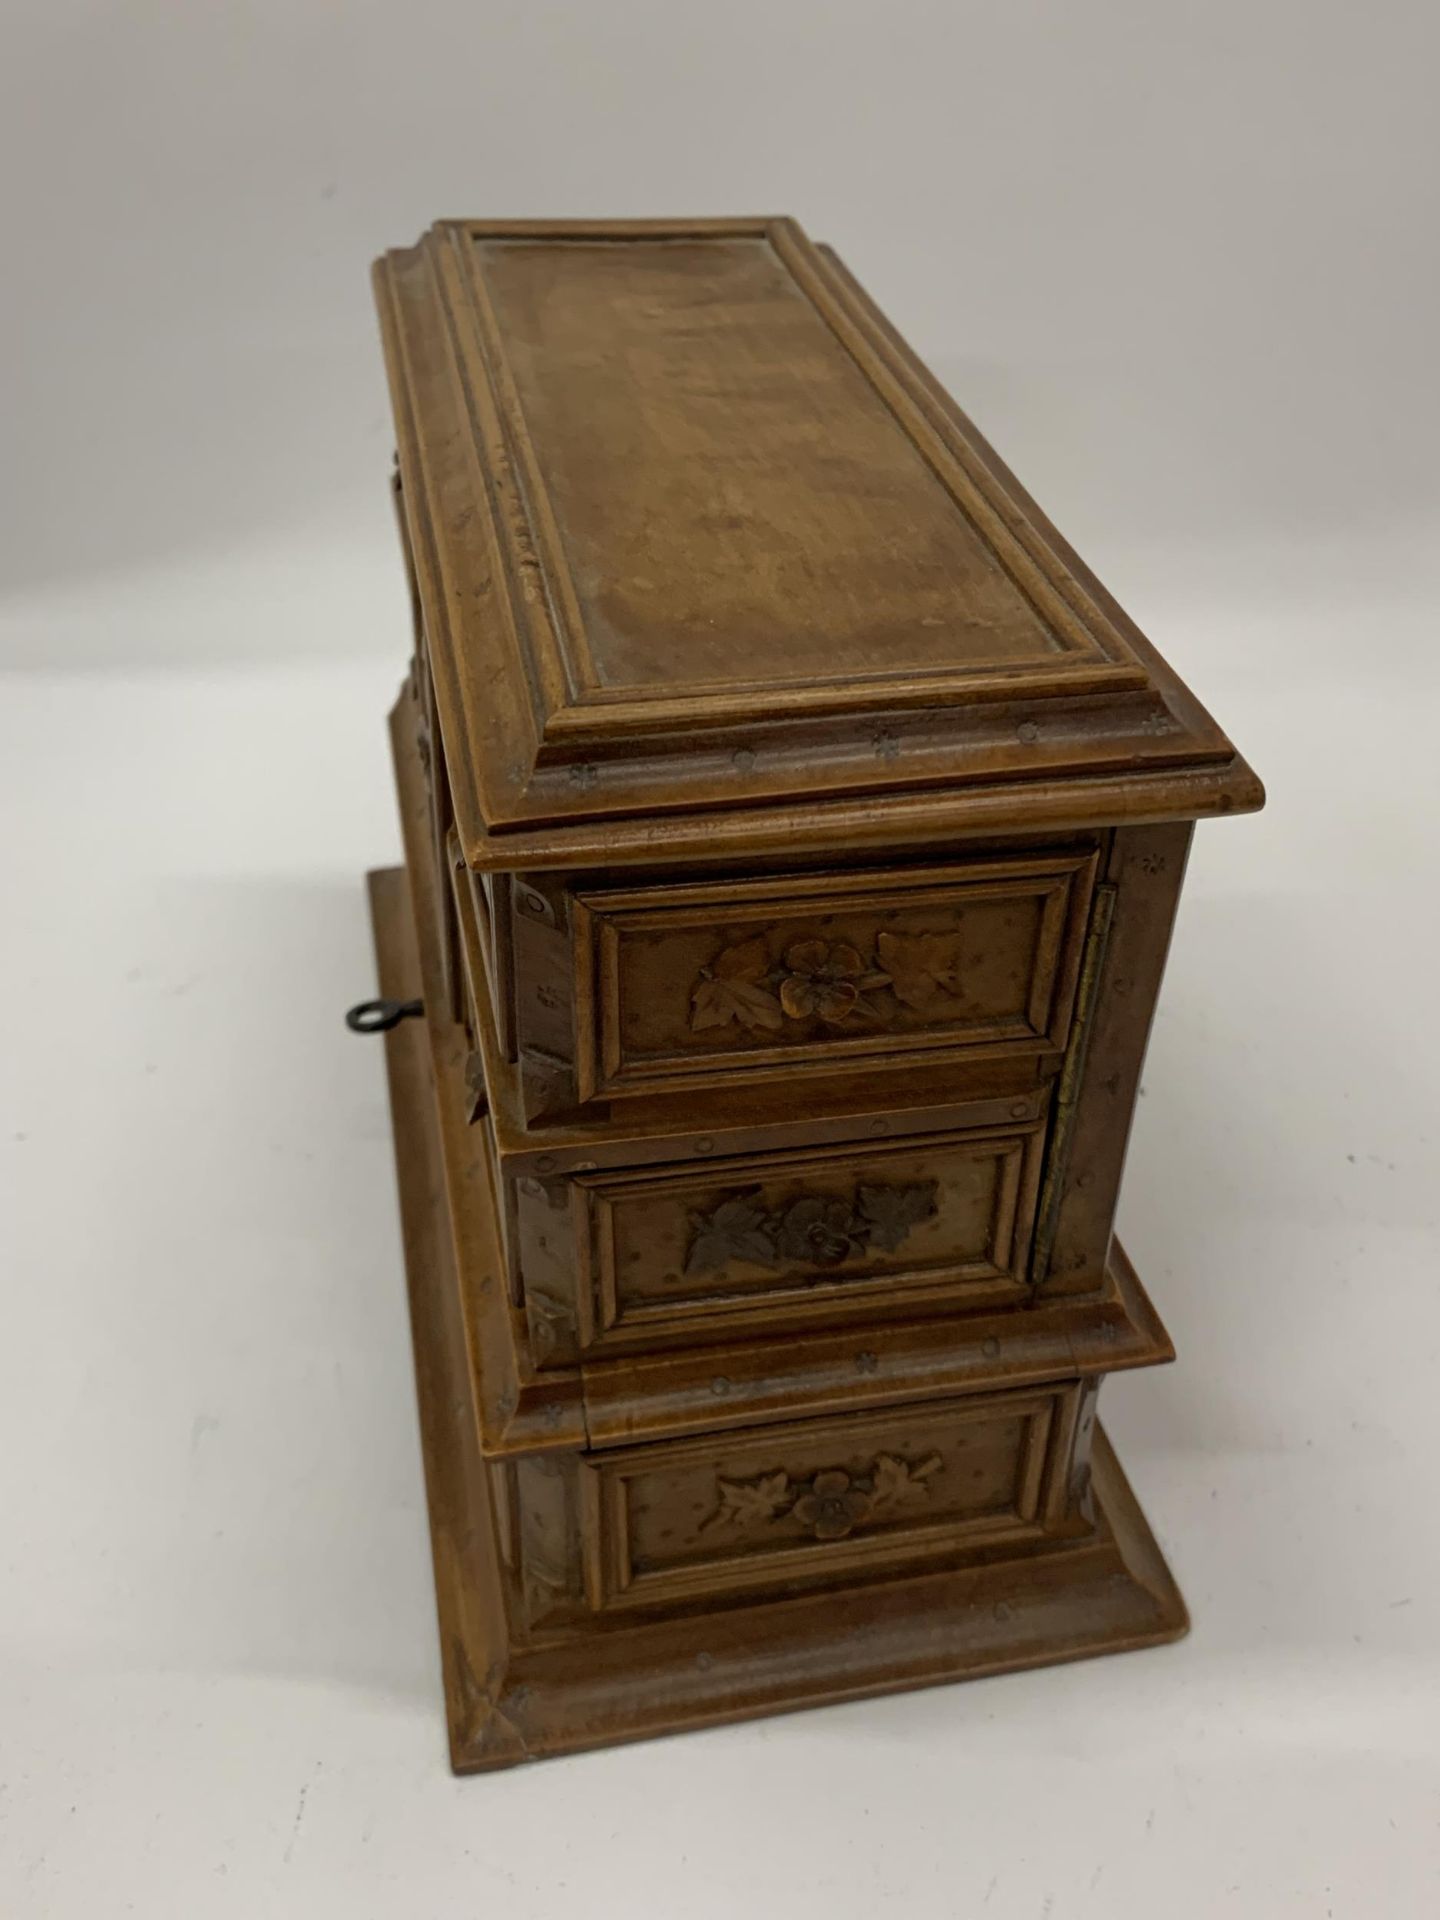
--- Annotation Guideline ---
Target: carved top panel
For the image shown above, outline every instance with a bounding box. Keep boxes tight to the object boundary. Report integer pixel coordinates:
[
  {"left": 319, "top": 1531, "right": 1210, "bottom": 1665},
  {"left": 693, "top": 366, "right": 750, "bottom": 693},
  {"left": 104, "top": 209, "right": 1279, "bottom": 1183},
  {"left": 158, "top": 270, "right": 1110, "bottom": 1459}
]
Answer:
[
  {"left": 373, "top": 217, "right": 1260, "bottom": 868},
  {"left": 475, "top": 232, "right": 1071, "bottom": 694}
]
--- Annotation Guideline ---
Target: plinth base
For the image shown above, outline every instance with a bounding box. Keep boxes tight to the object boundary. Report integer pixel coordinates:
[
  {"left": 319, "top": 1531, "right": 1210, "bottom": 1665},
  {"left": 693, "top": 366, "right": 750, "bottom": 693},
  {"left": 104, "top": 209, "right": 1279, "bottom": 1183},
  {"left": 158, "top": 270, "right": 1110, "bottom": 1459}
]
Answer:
[{"left": 367, "top": 867, "right": 1187, "bottom": 1772}]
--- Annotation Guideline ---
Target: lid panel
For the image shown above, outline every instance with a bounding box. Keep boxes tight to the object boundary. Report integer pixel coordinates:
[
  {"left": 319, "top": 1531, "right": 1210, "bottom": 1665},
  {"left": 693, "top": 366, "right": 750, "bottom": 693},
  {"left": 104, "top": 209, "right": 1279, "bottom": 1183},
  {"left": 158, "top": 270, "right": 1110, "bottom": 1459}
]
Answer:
[
  {"left": 374, "top": 216, "right": 1260, "bottom": 863},
  {"left": 477, "top": 235, "right": 1063, "bottom": 694}
]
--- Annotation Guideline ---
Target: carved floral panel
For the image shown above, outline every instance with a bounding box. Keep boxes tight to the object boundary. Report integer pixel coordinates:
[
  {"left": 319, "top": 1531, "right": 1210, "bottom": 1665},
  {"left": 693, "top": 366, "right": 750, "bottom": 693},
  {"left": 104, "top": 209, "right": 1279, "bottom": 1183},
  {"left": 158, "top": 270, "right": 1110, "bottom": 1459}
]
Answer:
[
  {"left": 587, "top": 1128, "right": 1041, "bottom": 1349},
  {"left": 703, "top": 1451, "right": 944, "bottom": 1541},
  {"left": 602, "top": 1387, "right": 1067, "bottom": 1608},
  {"left": 690, "top": 930, "right": 970, "bottom": 1036},
  {"left": 685, "top": 1179, "right": 939, "bottom": 1277}
]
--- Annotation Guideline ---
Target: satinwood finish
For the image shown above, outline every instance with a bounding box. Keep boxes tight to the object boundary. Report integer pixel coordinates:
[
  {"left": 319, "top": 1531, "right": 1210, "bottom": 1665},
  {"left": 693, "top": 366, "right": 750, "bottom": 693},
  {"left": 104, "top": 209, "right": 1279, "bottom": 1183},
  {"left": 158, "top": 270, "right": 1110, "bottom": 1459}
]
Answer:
[{"left": 363, "top": 217, "right": 1262, "bottom": 1770}]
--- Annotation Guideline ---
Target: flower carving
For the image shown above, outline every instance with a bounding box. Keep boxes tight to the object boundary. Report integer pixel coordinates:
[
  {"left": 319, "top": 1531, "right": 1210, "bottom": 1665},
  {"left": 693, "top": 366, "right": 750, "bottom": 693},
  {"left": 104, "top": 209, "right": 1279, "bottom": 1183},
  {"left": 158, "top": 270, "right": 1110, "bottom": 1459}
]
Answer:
[
  {"left": 701, "top": 1450, "right": 944, "bottom": 1540},
  {"left": 689, "top": 925, "right": 964, "bottom": 1036},
  {"left": 776, "top": 940, "right": 889, "bottom": 1025},
  {"left": 776, "top": 1195, "right": 867, "bottom": 1266},
  {"left": 791, "top": 1470, "right": 873, "bottom": 1540},
  {"left": 683, "top": 1179, "right": 938, "bottom": 1278}
]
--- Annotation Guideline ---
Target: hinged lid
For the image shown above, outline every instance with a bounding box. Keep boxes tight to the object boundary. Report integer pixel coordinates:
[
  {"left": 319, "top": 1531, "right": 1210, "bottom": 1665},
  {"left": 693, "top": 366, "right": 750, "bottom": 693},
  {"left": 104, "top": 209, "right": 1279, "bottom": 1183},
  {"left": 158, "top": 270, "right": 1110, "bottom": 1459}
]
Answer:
[{"left": 374, "top": 217, "right": 1261, "bottom": 870}]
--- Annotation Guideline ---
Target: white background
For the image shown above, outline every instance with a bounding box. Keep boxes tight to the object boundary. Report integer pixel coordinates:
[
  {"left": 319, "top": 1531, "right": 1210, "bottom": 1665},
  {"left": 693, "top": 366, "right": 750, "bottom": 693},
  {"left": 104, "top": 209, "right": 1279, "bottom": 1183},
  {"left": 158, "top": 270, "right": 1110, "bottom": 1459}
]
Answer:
[{"left": 3, "top": 4, "right": 1438, "bottom": 1914}]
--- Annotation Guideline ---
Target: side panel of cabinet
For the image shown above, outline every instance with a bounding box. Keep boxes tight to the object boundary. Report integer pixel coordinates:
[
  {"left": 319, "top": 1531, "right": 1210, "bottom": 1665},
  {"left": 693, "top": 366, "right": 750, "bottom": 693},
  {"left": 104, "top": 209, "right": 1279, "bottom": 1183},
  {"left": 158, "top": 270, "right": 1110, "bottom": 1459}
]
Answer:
[{"left": 1032, "top": 822, "right": 1193, "bottom": 1296}]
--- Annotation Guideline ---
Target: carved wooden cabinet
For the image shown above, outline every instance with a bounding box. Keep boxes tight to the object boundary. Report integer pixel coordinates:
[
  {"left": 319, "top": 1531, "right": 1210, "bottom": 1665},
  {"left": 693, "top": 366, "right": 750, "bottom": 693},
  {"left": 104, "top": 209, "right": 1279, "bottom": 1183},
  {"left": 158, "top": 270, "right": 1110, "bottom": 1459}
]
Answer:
[{"left": 361, "top": 217, "right": 1262, "bottom": 1770}]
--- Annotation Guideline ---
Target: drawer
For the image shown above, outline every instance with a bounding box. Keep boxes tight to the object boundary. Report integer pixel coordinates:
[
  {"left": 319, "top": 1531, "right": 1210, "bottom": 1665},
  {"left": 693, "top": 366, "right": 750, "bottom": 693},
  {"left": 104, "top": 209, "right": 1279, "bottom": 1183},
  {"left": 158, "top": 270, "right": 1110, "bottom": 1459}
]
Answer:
[
  {"left": 514, "top": 1101, "right": 1050, "bottom": 1363},
  {"left": 566, "top": 851, "right": 1098, "bottom": 1108},
  {"left": 581, "top": 1382, "right": 1079, "bottom": 1613}
]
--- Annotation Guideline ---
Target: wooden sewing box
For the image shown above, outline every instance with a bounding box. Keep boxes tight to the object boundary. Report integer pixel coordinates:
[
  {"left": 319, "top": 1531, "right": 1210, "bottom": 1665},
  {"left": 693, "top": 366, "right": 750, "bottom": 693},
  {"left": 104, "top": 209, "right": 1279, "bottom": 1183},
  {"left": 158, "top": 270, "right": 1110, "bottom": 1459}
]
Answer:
[{"left": 361, "top": 216, "right": 1263, "bottom": 1770}]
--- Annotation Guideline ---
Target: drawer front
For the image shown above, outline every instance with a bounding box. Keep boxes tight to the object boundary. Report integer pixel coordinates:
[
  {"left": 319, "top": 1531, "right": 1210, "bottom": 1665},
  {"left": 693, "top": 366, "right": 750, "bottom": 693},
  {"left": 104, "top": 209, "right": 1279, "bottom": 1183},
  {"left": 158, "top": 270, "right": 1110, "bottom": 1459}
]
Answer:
[
  {"left": 571, "top": 852, "right": 1097, "bottom": 1104},
  {"left": 583, "top": 1384, "right": 1076, "bottom": 1612},
  {"left": 534, "top": 1117, "right": 1048, "bottom": 1359}
]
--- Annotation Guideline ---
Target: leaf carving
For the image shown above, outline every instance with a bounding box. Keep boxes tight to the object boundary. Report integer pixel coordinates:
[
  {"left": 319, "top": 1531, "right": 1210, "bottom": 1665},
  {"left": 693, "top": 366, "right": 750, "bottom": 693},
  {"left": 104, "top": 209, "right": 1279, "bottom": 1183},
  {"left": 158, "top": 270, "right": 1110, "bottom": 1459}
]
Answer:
[
  {"left": 715, "top": 937, "right": 771, "bottom": 981},
  {"left": 684, "top": 1193, "right": 777, "bottom": 1276},
  {"left": 690, "top": 936, "right": 785, "bottom": 1033},
  {"left": 691, "top": 933, "right": 896, "bottom": 1034},
  {"left": 857, "top": 1180, "right": 938, "bottom": 1253},
  {"left": 683, "top": 1179, "right": 938, "bottom": 1278},
  {"left": 703, "top": 1469, "right": 793, "bottom": 1531},
  {"left": 869, "top": 1451, "right": 943, "bottom": 1514},
  {"left": 684, "top": 923, "right": 983, "bottom": 1034},
  {"left": 702, "top": 1451, "right": 944, "bottom": 1537},
  {"left": 876, "top": 930, "right": 965, "bottom": 1012}
]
